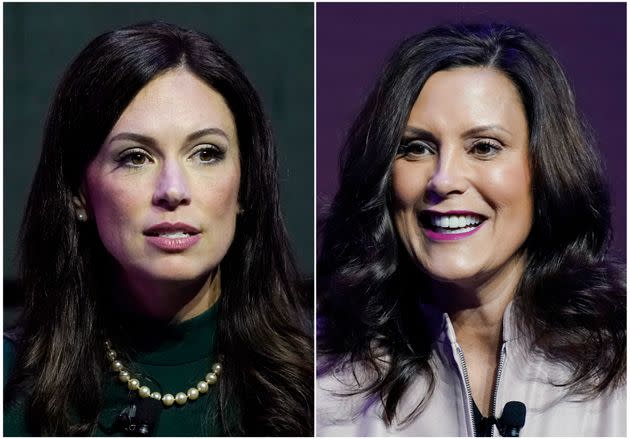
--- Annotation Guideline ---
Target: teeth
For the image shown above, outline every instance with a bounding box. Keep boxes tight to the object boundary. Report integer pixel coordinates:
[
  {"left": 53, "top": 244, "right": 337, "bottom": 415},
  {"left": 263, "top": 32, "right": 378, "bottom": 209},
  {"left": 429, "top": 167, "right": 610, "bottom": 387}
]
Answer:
[
  {"left": 158, "top": 231, "right": 191, "bottom": 238},
  {"left": 430, "top": 214, "right": 483, "bottom": 229}
]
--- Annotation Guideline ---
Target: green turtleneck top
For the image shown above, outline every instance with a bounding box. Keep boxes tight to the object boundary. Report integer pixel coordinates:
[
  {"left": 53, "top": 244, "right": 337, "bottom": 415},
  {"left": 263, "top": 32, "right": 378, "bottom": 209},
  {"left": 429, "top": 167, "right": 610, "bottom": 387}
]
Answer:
[{"left": 4, "top": 303, "right": 224, "bottom": 436}]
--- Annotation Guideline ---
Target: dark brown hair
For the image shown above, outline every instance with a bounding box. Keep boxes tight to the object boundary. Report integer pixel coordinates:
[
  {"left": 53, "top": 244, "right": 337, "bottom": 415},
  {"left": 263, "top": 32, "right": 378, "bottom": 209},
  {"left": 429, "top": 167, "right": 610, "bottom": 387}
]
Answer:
[
  {"left": 6, "top": 21, "right": 313, "bottom": 436},
  {"left": 318, "top": 23, "right": 625, "bottom": 425}
]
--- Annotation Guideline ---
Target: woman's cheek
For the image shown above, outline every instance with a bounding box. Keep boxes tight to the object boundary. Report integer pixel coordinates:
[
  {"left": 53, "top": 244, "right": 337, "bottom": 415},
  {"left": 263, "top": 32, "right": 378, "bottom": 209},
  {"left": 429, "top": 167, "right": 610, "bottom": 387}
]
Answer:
[{"left": 391, "top": 162, "right": 425, "bottom": 208}]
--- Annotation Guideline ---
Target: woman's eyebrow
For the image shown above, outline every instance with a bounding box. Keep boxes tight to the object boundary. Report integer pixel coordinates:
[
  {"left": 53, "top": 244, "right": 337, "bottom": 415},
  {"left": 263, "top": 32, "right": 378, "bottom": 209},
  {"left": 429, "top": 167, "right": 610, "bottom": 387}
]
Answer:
[
  {"left": 108, "top": 127, "right": 231, "bottom": 146},
  {"left": 108, "top": 132, "right": 156, "bottom": 147},
  {"left": 186, "top": 127, "right": 230, "bottom": 143},
  {"left": 462, "top": 124, "right": 512, "bottom": 137},
  {"left": 403, "top": 126, "right": 439, "bottom": 144}
]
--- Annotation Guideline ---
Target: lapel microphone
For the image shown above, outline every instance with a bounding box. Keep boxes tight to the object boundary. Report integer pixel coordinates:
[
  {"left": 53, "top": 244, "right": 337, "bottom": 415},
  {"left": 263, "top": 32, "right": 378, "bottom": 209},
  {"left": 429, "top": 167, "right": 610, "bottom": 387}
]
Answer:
[
  {"left": 496, "top": 401, "right": 527, "bottom": 437},
  {"left": 114, "top": 396, "right": 162, "bottom": 436}
]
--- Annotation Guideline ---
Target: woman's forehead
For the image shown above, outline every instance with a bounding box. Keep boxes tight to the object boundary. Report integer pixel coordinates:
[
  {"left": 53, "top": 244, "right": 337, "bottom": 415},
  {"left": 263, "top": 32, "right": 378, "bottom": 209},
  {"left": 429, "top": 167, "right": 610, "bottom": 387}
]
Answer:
[
  {"left": 105, "top": 69, "right": 238, "bottom": 148},
  {"left": 407, "top": 67, "right": 527, "bottom": 139}
]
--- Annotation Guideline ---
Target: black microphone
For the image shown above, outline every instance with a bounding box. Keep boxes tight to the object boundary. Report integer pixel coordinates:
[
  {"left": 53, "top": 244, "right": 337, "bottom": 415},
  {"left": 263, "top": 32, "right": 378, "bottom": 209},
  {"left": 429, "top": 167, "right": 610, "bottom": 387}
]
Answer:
[
  {"left": 496, "top": 401, "right": 526, "bottom": 437},
  {"left": 114, "top": 396, "right": 162, "bottom": 436}
]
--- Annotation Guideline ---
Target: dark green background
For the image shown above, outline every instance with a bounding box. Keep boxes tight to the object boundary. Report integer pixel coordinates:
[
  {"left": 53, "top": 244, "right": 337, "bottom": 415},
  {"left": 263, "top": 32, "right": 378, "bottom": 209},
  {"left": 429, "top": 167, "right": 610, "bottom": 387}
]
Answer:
[{"left": 4, "top": 3, "right": 314, "bottom": 280}]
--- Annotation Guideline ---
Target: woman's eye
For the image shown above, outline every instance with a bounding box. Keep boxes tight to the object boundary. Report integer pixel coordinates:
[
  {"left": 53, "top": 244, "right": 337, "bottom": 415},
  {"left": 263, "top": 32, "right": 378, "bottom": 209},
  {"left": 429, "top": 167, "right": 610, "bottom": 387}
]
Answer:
[
  {"left": 192, "top": 145, "right": 224, "bottom": 164},
  {"left": 118, "top": 150, "right": 151, "bottom": 167},
  {"left": 470, "top": 141, "right": 502, "bottom": 157},
  {"left": 398, "top": 140, "right": 435, "bottom": 158}
]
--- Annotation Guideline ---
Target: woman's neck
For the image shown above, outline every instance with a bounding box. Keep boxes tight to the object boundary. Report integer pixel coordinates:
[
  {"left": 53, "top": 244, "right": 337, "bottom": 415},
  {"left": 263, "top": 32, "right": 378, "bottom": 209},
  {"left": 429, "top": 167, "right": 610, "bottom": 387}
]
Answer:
[
  {"left": 428, "top": 255, "right": 525, "bottom": 415},
  {"left": 429, "top": 255, "right": 525, "bottom": 344},
  {"left": 115, "top": 268, "right": 222, "bottom": 323}
]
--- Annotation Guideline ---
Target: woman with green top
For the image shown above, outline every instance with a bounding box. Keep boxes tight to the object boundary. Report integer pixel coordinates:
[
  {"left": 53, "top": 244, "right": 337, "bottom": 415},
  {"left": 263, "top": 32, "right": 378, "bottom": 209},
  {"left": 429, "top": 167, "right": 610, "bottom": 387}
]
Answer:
[{"left": 4, "top": 21, "right": 313, "bottom": 436}]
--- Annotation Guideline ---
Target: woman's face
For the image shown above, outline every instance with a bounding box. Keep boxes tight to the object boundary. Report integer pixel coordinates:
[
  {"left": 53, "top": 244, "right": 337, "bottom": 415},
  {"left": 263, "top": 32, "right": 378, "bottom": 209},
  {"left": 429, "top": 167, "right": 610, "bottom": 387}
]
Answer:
[
  {"left": 81, "top": 68, "right": 241, "bottom": 287},
  {"left": 391, "top": 67, "right": 532, "bottom": 286}
]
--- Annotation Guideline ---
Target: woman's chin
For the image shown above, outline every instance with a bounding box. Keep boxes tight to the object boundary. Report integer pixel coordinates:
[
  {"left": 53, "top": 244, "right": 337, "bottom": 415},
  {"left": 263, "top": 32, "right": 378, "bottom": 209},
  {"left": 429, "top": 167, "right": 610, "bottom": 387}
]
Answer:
[
  {"left": 421, "top": 262, "right": 486, "bottom": 285},
  {"left": 127, "top": 263, "right": 216, "bottom": 286}
]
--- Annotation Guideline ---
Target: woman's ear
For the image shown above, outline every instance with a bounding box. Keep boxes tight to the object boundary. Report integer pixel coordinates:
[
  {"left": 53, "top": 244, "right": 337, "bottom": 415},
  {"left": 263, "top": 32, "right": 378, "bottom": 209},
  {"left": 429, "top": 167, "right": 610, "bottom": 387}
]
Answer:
[
  {"left": 237, "top": 198, "right": 245, "bottom": 215},
  {"left": 71, "top": 190, "right": 89, "bottom": 222}
]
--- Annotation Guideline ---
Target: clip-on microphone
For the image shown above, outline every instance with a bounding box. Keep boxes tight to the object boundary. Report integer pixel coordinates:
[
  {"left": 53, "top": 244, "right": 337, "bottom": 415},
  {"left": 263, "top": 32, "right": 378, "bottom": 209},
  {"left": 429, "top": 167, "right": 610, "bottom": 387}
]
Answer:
[
  {"left": 496, "top": 401, "right": 526, "bottom": 437},
  {"left": 114, "top": 396, "right": 162, "bottom": 436}
]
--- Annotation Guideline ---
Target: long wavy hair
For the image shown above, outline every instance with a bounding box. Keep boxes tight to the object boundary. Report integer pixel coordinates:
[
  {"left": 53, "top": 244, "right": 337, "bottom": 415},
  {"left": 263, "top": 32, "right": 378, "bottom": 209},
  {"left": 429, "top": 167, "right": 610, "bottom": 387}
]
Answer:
[
  {"left": 318, "top": 23, "right": 625, "bottom": 426},
  {"left": 5, "top": 21, "right": 313, "bottom": 436}
]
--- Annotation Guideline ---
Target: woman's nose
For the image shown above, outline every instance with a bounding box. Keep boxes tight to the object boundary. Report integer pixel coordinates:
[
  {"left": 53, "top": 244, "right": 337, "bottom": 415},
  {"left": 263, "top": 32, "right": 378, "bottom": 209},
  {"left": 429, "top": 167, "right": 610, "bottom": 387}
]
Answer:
[
  {"left": 152, "top": 160, "right": 191, "bottom": 210},
  {"left": 426, "top": 151, "right": 468, "bottom": 201}
]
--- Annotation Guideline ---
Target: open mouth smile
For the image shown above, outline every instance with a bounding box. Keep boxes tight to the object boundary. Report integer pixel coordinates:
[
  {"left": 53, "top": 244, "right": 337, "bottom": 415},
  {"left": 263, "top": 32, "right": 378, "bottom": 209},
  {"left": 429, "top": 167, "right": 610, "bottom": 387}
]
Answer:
[{"left": 419, "top": 210, "right": 487, "bottom": 241}]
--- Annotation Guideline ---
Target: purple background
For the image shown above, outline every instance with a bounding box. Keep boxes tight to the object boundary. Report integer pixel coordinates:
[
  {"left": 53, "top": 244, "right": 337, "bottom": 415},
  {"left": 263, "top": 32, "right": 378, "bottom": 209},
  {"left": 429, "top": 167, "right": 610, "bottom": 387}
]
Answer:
[{"left": 317, "top": 2, "right": 626, "bottom": 260}]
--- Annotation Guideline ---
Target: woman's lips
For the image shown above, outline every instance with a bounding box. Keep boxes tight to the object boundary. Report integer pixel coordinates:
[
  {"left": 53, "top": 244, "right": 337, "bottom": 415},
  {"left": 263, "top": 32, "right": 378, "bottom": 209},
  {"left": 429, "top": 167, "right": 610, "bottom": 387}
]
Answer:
[
  {"left": 419, "top": 210, "right": 487, "bottom": 241},
  {"left": 145, "top": 234, "right": 201, "bottom": 252},
  {"left": 423, "top": 222, "right": 485, "bottom": 241},
  {"left": 143, "top": 222, "right": 202, "bottom": 252},
  {"left": 144, "top": 222, "right": 201, "bottom": 235}
]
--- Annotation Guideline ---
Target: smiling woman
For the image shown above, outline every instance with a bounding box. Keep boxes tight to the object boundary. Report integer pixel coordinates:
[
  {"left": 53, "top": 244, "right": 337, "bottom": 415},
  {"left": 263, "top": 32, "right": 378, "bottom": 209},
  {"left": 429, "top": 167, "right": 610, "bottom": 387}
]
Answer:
[
  {"left": 4, "top": 22, "right": 312, "bottom": 436},
  {"left": 317, "top": 24, "right": 625, "bottom": 437},
  {"left": 393, "top": 68, "right": 533, "bottom": 288}
]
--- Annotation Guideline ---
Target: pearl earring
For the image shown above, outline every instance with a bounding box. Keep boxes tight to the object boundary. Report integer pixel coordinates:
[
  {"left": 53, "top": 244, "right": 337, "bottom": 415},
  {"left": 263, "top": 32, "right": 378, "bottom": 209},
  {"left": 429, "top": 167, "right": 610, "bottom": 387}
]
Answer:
[{"left": 77, "top": 212, "right": 87, "bottom": 222}]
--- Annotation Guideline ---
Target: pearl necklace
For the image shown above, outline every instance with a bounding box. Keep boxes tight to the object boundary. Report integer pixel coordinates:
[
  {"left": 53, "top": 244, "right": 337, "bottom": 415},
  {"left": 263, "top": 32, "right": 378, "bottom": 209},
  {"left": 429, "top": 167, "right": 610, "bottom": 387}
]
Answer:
[{"left": 105, "top": 340, "right": 222, "bottom": 407}]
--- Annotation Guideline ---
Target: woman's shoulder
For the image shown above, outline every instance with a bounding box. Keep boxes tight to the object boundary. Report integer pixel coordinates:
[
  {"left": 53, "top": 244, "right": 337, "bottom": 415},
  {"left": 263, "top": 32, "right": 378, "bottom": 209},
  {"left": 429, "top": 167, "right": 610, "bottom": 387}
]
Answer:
[{"left": 316, "top": 358, "right": 385, "bottom": 435}]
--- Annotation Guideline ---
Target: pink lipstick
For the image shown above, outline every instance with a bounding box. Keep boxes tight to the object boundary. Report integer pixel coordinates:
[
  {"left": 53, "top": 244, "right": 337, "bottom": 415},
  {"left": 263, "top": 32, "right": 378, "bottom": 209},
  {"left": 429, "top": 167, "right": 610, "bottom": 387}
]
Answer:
[
  {"left": 145, "top": 234, "right": 201, "bottom": 251},
  {"left": 419, "top": 210, "right": 487, "bottom": 241},
  {"left": 423, "top": 223, "right": 485, "bottom": 241},
  {"left": 144, "top": 222, "right": 201, "bottom": 252}
]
